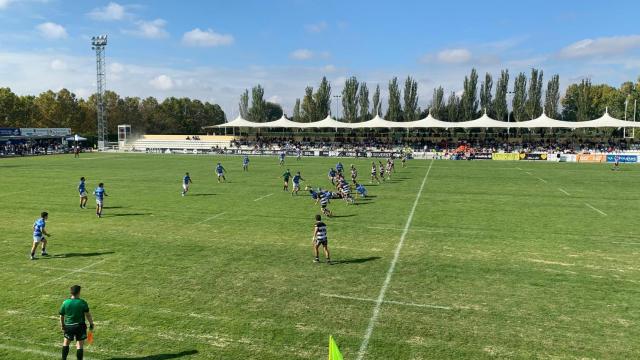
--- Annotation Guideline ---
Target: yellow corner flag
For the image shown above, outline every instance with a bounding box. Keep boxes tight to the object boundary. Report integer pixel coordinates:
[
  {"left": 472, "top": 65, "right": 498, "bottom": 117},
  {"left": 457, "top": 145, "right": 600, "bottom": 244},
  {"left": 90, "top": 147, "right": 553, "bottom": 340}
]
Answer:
[{"left": 328, "top": 335, "right": 344, "bottom": 360}]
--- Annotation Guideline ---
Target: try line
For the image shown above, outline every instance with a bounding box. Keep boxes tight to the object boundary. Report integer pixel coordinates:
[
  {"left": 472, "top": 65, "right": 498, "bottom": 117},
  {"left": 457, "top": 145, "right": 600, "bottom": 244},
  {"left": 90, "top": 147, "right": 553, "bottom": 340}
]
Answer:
[{"left": 356, "top": 158, "right": 435, "bottom": 360}]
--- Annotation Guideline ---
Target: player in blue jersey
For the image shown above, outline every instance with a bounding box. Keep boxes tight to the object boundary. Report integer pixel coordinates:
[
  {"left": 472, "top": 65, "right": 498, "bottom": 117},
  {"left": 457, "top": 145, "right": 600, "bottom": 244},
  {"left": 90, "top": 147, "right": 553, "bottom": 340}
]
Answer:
[
  {"left": 292, "top": 172, "right": 304, "bottom": 195},
  {"left": 355, "top": 183, "right": 368, "bottom": 198},
  {"left": 336, "top": 162, "right": 344, "bottom": 174},
  {"left": 93, "top": 183, "right": 108, "bottom": 218},
  {"left": 242, "top": 155, "right": 250, "bottom": 171},
  {"left": 215, "top": 163, "right": 226, "bottom": 182},
  {"left": 279, "top": 151, "right": 285, "bottom": 167},
  {"left": 328, "top": 168, "right": 337, "bottom": 185},
  {"left": 30, "top": 211, "right": 51, "bottom": 260},
  {"left": 78, "top": 177, "right": 88, "bottom": 209},
  {"left": 181, "top": 172, "right": 192, "bottom": 196}
]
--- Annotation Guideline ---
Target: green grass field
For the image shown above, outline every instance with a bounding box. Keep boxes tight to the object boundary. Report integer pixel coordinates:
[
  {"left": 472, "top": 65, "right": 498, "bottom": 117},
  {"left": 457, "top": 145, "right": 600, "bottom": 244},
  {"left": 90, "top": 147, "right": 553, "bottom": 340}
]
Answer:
[{"left": 1, "top": 153, "right": 640, "bottom": 359}]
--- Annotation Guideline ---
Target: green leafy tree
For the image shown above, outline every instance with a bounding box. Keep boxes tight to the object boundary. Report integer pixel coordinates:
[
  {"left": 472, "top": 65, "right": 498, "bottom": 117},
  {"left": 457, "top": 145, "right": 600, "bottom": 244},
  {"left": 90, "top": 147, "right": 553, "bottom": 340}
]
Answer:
[
  {"left": 386, "top": 77, "right": 402, "bottom": 121},
  {"left": 480, "top": 72, "right": 493, "bottom": 115},
  {"left": 512, "top": 72, "right": 528, "bottom": 121},
  {"left": 314, "top": 77, "right": 332, "bottom": 119},
  {"left": 248, "top": 85, "right": 266, "bottom": 122},
  {"left": 292, "top": 98, "right": 301, "bottom": 122},
  {"left": 239, "top": 89, "right": 249, "bottom": 119},
  {"left": 358, "top": 82, "right": 370, "bottom": 122},
  {"left": 544, "top": 74, "right": 560, "bottom": 118},
  {"left": 301, "top": 86, "right": 316, "bottom": 122},
  {"left": 341, "top": 76, "right": 359, "bottom": 123},
  {"left": 372, "top": 84, "right": 382, "bottom": 116},
  {"left": 526, "top": 68, "right": 544, "bottom": 119},
  {"left": 445, "top": 92, "right": 460, "bottom": 122},
  {"left": 431, "top": 86, "right": 445, "bottom": 119},
  {"left": 461, "top": 68, "right": 479, "bottom": 120},
  {"left": 493, "top": 70, "right": 509, "bottom": 121},
  {"left": 403, "top": 76, "right": 419, "bottom": 121}
]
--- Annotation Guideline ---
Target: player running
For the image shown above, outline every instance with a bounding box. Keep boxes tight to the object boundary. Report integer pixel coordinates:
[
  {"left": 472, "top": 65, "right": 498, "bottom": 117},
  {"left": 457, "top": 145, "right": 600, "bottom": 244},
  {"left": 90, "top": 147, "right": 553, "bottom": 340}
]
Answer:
[
  {"left": 30, "top": 211, "right": 51, "bottom": 260},
  {"left": 59, "top": 285, "right": 95, "bottom": 360},
  {"left": 319, "top": 192, "right": 332, "bottom": 217},
  {"left": 370, "top": 162, "right": 380, "bottom": 184},
  {"left": 78, "top": 177, "right": 88, "bottom": 209},
  {"left": 336, "top": 161, "right": 344, "bottom": 175},
  {"left": 292, "top": 171, "right": 304, "bottom": 195},
  {"left": 181, "top": 172, "right": 192, "bottom": 196},
  {"left": 279, "top": 151, "right": 286, "bottom": 167},
  {"left": 215, "top": 162, "right": 226, "bottom": 183},
  {"left": 355, "top": 183, "right": 368, "bottom": 198},
  {"left": 379, "top": 161, "right": 386, "bottom": 181},
  {"left": 312, "top": 214, "right": 331, "bottom": 264},
  {"left": 401, "top": 153, "right": 407, "bottom": 168},
  {"left": 242, "top": 155, "right": 250, "bottom": 171},
  {"left": 296, "top": 148, "right": 302, "bottom": 161},
  {"left": 93, "top": 183, "right": 108, "bottom": 218},
  {"left": 281, "top": 169, "right": 291, "bottom": 191},
  {"left": 350, "top": 165, "right": 358, "bottom": 184},
  {"left": 328, "top": 168, "right": 337, "bottom": 185},
  {"left": 612, "top": 155, "right": 621, "bottom": 171}
]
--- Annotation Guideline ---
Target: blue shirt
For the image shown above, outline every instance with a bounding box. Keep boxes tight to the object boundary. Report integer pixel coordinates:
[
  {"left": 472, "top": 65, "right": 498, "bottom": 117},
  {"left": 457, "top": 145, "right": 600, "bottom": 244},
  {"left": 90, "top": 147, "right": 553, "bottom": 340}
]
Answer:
[
  {"left": 356, "top": 184, "right": 367, "bottom": 195},
  {"left": 33, "top": 218, "right": 45, "bottom": 237},
  {"left": 243, "top": 156, "right": 249, "bottom": 164},
  {"left": 336, "top": 163, "right": 343, "bottom": 171},
  {"left": 328, "top": 169, "right": 336, "bottom": 177},
  {"left": 293, "top": 175, "right": 302, "bottom": 184},
  {"left": 78, "top": 181, "right": 86, "bottom": 193},
  {"left": 94, "top": 187, "right": 105, "bottom": 200},
  {"left": 279, "top": 153, "right": 285, "bottom": 160},
  {"left": 216, "top": 165, "right": 225, "bottom": 174},
  {"left": 183, "top": 175, "right": 191, "bottom": 184}
]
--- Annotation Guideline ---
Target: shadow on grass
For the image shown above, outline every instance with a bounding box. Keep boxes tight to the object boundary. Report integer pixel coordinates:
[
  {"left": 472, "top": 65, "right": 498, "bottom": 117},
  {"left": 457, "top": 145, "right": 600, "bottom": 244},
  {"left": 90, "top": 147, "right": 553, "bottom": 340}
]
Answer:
[
  {"left": 331, "top": 256, "right": 381, "bottom": 265},
  {"left": 190, "top": 193, "right": 216, "bottom": 196},
  {"left": 103, "top": 206, "right": 125, "bottom": 209},
  {"left": 106, "top": 349, "right": 198, "bottom": 360},
  {"left": 330, "top": 214, "right": 357, "bottom": 218},
  {"left": 51, "top": 251, "right": 115, "bottom": 258},
  {"left": 106, "top": 213, "right": 151, "bottom": 217}
]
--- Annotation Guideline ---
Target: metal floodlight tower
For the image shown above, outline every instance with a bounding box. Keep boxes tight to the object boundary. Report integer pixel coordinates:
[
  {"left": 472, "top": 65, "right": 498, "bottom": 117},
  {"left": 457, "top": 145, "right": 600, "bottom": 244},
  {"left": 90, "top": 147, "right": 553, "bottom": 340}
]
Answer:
[{"left": 91, "top": 35, "right": 108, "bottom": 150}]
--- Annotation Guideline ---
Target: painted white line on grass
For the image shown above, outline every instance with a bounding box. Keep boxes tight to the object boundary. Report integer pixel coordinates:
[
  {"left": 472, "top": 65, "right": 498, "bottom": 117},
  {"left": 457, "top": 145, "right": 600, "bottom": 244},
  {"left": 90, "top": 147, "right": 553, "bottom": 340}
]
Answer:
[
  {"left": 585, "top": 203, "right": 607, "bottom": 216},
  {"left": 253, "top": 193, "right": 273, "bottom": 202},
  {"left": 612, "top": 242, "right": 640, "bottom": 245},
  {"left": 356, "top": 158, "right": 434, "bottom": 360},
  {"left": 515, "top": 167, "right": 523, "bottom": 171},
  {"left": 34, "top": 265, "right": 116, "bottom": 276},
  {"left": 368, "top": 226, "right": 445, "bottom": 234},
  {"left": 37, "top": 259, "right": 107, "bottom": 287},
  {"left": 194, "top": 212, "right": 225, "bottom": 225},
  {"left": 525, "top": 171, "right": 533, "bottom": 175},
  {"left": 0, "top": 343, "right": 97, "bottom": 359},
  {"left": 536, "top": 177, "right": 547, "bottom": 183},
  {"left": 321, "top": 293, "right": 452, "bottom": 310},
  {"left": 0, "top": 190, "right": 28, "bottom": 198},
  {"left": 558, "top": 188, "right": 571, "bottom": 196}
]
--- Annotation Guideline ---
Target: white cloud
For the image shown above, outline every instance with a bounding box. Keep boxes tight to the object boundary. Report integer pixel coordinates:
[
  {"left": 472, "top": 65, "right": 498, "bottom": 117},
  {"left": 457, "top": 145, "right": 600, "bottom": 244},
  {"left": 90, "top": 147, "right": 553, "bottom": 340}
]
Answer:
[
  {"left": 109, "top": 62, "right": 125, "bottom": 73},
  {"left": 559, "top": 35, "right": 640, "bottom": 58},
  {"left": 305, "top": 21, "right": 327, "bottom": 33},
  {"left": 323, "top": 64, "right": 337, "bottom": 73},
  {"left": 434, "top": 48, "right": 472, "bottom": 64},
  {"left": 124, "top": 19, "right": 168, "bottom": 39},
  {"left": 182, "top": 28, "right": 234, "bottom": 47},
  {"left": 50, "top": 59, "right": 67, "bottom": 70},
  {"left": 267, "top": 95, "right": 281, "bottom": 104},
  {"left": 149, "top": 74, "right": 174, "bottom": 90},
  {"left": 290, "top": 49, "right": 313, "bottom": 60},
  {"left": 36, "top": 22, "right": 67, "bottom": 39},
  {"left": 0, "top": 0, "right": 12, "bottom": 9},
  {"left": 88, "top": 2, "right": 127, "bottom": 21}
]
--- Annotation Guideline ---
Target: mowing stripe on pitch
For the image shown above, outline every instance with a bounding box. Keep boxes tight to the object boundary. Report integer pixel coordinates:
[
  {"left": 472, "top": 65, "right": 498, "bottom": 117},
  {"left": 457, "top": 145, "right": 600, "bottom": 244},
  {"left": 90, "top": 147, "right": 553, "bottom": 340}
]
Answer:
[
  {"left": 253, "top": 193, "right": 273, "bottom": 202},
  {"left": 194, "top": 212, "right": 226, "bottom": 225},
  {"left": 321, "top": 293, "right": 451, "bottom": 310},
  {"left": 0, "top": 343, "right": 98, "bottom": 359},
  {"left": 0, "top": 190, "right": 28, "bottom": 198},
  {"left": 37, "top": 259, "right": 107, "bottom": 287},
  {"left": 356, "top": 158, "right": 434, "bottom": 360},
  {"left": 584, "top": 203, "right": 607, "bottom": 216},
  {"left": 34, "top": 265, "right": 117, "bottom": 276}
]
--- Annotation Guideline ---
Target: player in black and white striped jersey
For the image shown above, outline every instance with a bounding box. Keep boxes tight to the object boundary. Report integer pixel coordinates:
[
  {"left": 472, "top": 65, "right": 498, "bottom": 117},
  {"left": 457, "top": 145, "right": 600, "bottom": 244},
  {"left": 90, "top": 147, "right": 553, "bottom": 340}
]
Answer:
[{"left": 312, "top": 214, "right": 331, "bottom": 264}]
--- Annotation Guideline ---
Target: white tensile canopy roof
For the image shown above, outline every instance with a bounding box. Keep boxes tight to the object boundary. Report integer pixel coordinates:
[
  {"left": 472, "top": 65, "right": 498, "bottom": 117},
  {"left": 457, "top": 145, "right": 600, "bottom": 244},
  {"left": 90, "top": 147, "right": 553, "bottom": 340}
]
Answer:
[
  {"left": 211, "top": 111, "right": 640, "bottom": 129},
  {"left": 300, "top": 115, "right": 353, "bottom": 128}
]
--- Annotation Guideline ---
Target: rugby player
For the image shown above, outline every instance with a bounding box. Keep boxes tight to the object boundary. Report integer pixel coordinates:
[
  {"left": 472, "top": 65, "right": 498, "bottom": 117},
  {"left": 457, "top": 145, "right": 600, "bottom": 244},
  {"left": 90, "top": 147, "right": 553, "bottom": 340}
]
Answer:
[
  {"left": 328, "top": 168, "right": 337, "bottom": 185},
  {"left": 242, "top": 155, "right": 250, "bottom": 171},
  {"left": 78, "top": 177, "right": 88, "bottom": 209},
  {"left": 30, "top": 211, "right": 51, "bottom": 260},
  {"left": 279, "top": 151, "right": 286, "bottom": 167},
  {"left": 370, "top": 162, "right": 380, "bottom": 183},
  {"left": 216, "top": 162, "right": 226, "bottom": 183},
  {"left": 93, "top": 183, "right": 108, "bottom": 218},
  {"left": 312, "top": 214, "right": 331, "bottom": 264},
  {"left": 281, "top": 169, "right": 291, "bottom": 191},
  {"left": 181, "top": 172, "right": 192, "bottom": 196},
  {"left": 59, "top": 285, "right": 94, "bottom": 360},
  {"left": 292, "top": 171, "right": 304, "bottom": 195}
]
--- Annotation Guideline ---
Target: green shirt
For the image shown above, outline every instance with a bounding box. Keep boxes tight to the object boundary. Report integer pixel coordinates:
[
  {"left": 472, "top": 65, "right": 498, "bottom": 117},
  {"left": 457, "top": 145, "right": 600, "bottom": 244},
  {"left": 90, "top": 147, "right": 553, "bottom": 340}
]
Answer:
[
  {"left": 282, "top": 171, "right": 291, "bottom": 180},
  {"left": 59, "top": 298, "right": 89, "bottom": 326}
]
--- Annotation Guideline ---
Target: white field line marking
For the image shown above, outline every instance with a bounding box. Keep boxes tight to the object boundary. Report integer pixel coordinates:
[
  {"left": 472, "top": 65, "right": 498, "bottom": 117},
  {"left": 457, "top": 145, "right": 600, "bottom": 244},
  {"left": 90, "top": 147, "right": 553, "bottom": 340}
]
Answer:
[
  {"left": 368, "top": 226, "right": 443, "bottom": 233},
  {"left": 536, "top": 177, "right": 547, "bottom": 183},
  {"left": 525, "top": 171, "right": 533, "bottom": 175},
  {"left": 0, "top": 343, "right": 99, "bottom": 359},
  {"left": 585, "top": 203, "right": 607, "bottom": 216},
  {"left": 37, "top": 259, "right": 107, "bottom": 287},
  {"left": 558, "top": 188, "right": 571, "bottom": 196},
  {"left": 0, "top": 190, "right": 28, "bottom": 198},
  {"left": 612, "top": 242, "right": 640, "bottom": 245},
  {"left": 253, "top": 193, "right": 274, "bottom": 202},
  {"left": 356, "top": 158, "right": 434, "bottom": 360},
  {"left": 515, "top": 167, "right": 523, "bottom": 171},
  {"left": 321, "top": 293, "right": 451, "bottom": 310},
  {"left": 194, "top": 212, "right": 225, "bottom": 225},
  {"left": 34, "top": 265, "right": 116, "bottom": 276}
]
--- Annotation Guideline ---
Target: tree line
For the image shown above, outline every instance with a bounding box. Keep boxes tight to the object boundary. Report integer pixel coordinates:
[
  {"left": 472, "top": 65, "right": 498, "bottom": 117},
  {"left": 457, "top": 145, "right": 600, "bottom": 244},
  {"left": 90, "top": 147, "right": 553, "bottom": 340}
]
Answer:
[
  {"left": 240, "top": 69, "right": 640, "bottom": 124},
  {"left": 0, "top": 88, "right": 226, "bottom": 135}
]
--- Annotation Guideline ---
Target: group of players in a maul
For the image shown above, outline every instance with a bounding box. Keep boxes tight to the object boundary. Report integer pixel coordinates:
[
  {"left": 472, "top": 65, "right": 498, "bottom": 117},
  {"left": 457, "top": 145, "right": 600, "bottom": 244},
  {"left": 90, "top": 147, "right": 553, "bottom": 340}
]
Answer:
[{"left": 27, "top": 151, "right": 406, "bottom": 359}]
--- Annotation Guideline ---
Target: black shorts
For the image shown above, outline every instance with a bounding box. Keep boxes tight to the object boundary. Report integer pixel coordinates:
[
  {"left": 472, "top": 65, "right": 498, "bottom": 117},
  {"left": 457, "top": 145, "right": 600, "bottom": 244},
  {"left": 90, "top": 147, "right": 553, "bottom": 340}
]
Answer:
[
  {"left": 315, "top": 238, "right": 328, "bottom": 246},
  {"left": 63, "top": 324, "right": 87, "bottom": 341}
]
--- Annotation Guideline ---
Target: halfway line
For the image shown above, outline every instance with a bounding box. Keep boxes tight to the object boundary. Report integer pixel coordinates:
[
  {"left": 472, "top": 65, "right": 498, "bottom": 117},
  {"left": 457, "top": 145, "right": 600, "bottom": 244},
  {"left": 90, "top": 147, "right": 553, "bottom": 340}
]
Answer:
[
  {"left": 194, "top": 212, "right": 225, "bottom": 225},
  {"left": 37, "top": 259, "right": 107, "bottom": 288},
  {"left": 253, "top": 193, "right": 274, "bottom": 202},
  {"left": 585, "top": 203, "right": 607, "bottom": 216},
  {"left": 356, "top": 158, "right": 434, "bottom": 360}
]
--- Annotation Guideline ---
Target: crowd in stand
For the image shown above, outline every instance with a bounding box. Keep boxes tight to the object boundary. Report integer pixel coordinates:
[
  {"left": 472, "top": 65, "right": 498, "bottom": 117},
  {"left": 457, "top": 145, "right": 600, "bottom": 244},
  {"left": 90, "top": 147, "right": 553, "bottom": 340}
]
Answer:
[
  {"left": 228, "top": 135, "right": 640, "bottom": 154},
  {"left": 186, "top": 135, "right": 201, "bottom": 140},
  {"left": 0, "top": 139, "right": 67, "bottom": 156}
]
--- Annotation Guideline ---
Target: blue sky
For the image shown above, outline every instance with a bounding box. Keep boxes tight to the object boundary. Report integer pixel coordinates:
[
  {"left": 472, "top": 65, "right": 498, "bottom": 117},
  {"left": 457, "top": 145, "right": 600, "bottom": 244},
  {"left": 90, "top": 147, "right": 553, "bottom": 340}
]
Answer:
[{"left": 1, "top": 0, "right": 640, "bottom": 116}]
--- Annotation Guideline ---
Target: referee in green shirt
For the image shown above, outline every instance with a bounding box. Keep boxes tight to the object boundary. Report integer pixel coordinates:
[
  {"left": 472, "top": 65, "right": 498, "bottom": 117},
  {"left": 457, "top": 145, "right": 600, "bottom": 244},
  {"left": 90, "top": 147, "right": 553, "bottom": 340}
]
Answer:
[{"left": 59, "top": 285, "right": 94, "bottom": 360}]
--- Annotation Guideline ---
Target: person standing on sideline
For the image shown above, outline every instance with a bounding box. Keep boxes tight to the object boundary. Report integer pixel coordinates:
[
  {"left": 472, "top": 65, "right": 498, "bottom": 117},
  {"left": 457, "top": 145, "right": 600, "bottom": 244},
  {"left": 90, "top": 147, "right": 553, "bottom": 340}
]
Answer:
[
  {"left": 182, "top": 172, "right": 192, "bottom": 196},
  {"left": 60, "top": 285, "right": 94, "bottom": 360},
  {"left": 93, "top": 183, "right": 108, "bottom": 218},
  {"left": 30, "top": 211, "right": 51, "bottom": 260},
  {"left": 78, "top": 177, "right": 88, "bottom": 209},
  {"left": 312, "top": 214, "right": 331, "bottom": 264}
]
